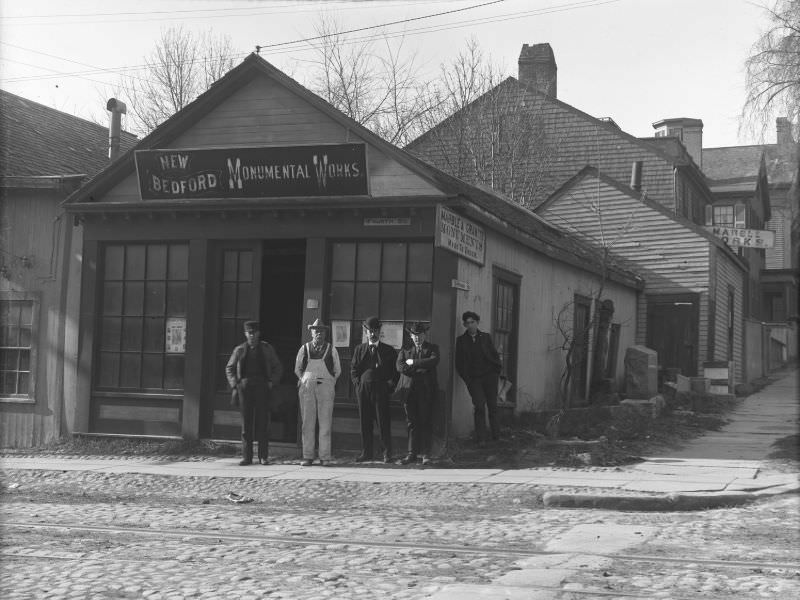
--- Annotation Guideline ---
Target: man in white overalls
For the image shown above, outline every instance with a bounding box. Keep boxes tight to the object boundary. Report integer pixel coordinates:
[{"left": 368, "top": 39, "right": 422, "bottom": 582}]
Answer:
[{"left": 294, "top": 319, "right": 341, "bottom": 466}]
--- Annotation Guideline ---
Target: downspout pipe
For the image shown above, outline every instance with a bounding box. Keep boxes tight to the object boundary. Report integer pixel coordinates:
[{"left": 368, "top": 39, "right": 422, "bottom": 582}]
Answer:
[{"left": 106, "top": 98, "right": 127, "bottom": 161}]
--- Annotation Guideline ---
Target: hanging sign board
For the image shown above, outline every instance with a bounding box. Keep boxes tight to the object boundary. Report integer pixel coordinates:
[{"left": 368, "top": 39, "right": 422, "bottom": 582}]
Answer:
[
  {"left": 706, "top": 226, "right": 775, "bottom": 249},
  {"left": 165, "top": 318, "right": 186, "bottom": 353},
  {"left": 135, "top": 143, "right": 368, "bottom": 200},
  {"left": 435, "top": 205, "right": 486, "bottom": 265}
]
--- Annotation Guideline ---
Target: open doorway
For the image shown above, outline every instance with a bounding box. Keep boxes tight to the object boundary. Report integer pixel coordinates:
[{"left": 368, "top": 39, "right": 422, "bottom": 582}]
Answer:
[{"left": 260, "top": 239, "right": 306, "bottom": 443}]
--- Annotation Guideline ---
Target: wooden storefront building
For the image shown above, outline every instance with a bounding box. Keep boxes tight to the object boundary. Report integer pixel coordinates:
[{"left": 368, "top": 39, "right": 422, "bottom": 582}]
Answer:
[{"left": 62, "top": 55, "right": 641, "bottom": 451}]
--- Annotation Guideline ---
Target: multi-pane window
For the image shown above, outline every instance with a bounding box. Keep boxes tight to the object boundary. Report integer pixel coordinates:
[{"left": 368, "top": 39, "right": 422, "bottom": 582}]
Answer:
[
  {"left": 713, "top": 206, "right": 734, "bottom": 227},
  {"left": 0, "top": 296, "right": 37, "bottom": 400},
  {"left": 96, "top": 243, "right": 189, "bottom": 391},
  {"left": 215, "top": 248, "right": 255, "bottom": 391},
  {"left": 492, "top": 272, "right": 519, "bottom": 403},
  {"left": 328, "top": 240, "right": 433, "bottom": 399}
]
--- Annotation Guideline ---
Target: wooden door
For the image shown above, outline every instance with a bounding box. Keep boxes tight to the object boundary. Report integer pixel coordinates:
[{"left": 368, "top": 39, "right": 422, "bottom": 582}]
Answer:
[
  {"left": 205, "top": 242, "right": 262, "bottom": 440},
  {"left": 647, "top": 295, "right": 698, "bottom": 377}
]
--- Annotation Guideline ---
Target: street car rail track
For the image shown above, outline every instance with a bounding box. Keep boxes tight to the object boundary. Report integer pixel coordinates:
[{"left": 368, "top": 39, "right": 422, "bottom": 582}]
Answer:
[{"left": 5, "top": 520, "right": 800, "bottom": 572}]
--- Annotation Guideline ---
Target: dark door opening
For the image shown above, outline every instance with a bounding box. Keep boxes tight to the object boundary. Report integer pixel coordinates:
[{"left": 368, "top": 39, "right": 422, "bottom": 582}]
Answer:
[
  {"left": 647, "top": 295, "right": 698, "bottom": 378},
  {"left": 259, "top": 239, "right": 306, "bottom": 443}
]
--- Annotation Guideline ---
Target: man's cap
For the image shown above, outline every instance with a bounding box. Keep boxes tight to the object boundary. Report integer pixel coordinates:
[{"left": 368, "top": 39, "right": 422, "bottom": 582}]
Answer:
[
  {"left": 462, "top": 311, "right": 480, "bottom": 323},
  {"left": 243, "top": 320, "right": 260, "bottom": 331}
]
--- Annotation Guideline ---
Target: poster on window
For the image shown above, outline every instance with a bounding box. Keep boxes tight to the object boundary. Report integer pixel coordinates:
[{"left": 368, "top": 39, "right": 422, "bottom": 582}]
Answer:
[
  {"left": 165, "top": 318, "right": 186, "bottom": 353},
  {"left": 361, "top": 321, "right": 404, "bottom": 349},
  {"left": 331, "top": 320, "right": 350, "bottom": 347}
]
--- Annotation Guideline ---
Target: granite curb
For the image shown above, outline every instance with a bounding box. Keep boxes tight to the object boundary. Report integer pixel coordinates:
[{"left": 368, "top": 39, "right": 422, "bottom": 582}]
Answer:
[{"left": 542, "top": 479, "right": 800, "bottom": 511}]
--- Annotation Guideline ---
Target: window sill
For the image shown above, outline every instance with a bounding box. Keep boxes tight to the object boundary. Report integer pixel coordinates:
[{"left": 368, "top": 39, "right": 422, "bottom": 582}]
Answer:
[{"left": 0, "top": 396, "right": 36, "bottom": 404}]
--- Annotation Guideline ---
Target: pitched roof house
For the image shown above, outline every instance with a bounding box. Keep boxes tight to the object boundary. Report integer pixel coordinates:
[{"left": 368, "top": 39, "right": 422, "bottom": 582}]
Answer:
[
  {"left": 407, "top": 43, "right": 765, "bottom": 387},
  {"left": 0, "top": 89, "right": 136, "bottom": 447},
  {"left": 704, "top": 119, "right": 799, "bottom": 367},
  {"left": 57, "top": 53, "right": 642, "bottom": 445},
  {"left": 538, "top": 166, "right": 748, "bottom": 381}
]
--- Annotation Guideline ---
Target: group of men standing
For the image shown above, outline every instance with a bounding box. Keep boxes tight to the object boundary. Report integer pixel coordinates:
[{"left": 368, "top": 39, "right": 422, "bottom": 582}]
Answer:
[{"left": 225, "top": 311, "right": 503, "bottom": 466}]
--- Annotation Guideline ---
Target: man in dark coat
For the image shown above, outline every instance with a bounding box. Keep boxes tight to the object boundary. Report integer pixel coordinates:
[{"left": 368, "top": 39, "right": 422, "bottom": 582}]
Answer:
[
  {"left": 396, "top": 322, "right": 440, "bottom": 465},
  {"left": 350, "top": 316, "right": 398, "bottom": 463},
  {"left": 454, "top": 311, "right": 502, "bottom": 447},
  {"left": 226, "top": 321, "right": 283, "bottom": 465}
]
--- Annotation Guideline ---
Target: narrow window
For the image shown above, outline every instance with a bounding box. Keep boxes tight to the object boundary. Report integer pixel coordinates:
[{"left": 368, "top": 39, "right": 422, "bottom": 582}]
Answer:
[{"left": 0, "top": 294, "right": 38, "bottom": 401}]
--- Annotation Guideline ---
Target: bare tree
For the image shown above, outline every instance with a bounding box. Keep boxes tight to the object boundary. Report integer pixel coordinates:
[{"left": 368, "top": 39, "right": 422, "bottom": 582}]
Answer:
[
  {"left": 305, "top": 15, "right": 437, "bottom": 146},
  {"left": 409, "top": 38, "right": 562, "bottom": 209},
  {"left": 741, "top": 0, "right": 800, "bottom": 141},
  {"left": 118, "top": 26, "right": 239, "bottom": 136}
]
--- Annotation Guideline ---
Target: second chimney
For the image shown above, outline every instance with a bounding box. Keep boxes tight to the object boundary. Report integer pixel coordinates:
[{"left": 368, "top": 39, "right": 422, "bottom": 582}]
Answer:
[
  {"left": 106, "top": 98, "right": 127, "bottom": 161},
  {"left": 630, "top": 161, "right": 643, "bottom": 192},
  {"left": 518, "top": 43, "right": 557, "bottom": 97}
]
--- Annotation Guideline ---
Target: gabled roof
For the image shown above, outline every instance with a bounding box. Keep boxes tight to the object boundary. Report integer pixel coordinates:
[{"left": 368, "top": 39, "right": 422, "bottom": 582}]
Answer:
[
  {"left": 0, "top": 89, "right": 137, "bottom": 179},
  {"left": 704, "top": 143, "right": 795, "bottom": 188},
  {"left": 406, "top": 76, "right": 711, "bottom": 208},
  {"left": 541, "top": 165, "right": 746, "bottom": 267},
  {"left": 61, "top": 54, "right": 641, "bottom": 287}
]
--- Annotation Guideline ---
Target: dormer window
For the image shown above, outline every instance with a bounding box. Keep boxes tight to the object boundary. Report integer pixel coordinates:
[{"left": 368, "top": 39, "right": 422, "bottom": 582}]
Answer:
[
  {"left": 710, "top": 204, "right": 747, "bottom": 228},
  {"left": 713, "top": 205, "right": 734, "bottom": 226}
]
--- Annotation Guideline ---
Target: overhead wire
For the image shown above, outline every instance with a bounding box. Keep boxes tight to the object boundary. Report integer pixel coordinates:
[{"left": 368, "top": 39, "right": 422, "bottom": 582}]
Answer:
[
  {"left": 0, "top": 0, "right": 465, "bottom": 25},
  {"left": 1, "top": 0, "right": 620, "bottom": 85}
]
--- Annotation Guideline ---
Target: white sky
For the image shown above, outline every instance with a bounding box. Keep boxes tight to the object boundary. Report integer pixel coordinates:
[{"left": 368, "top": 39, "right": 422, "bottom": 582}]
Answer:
[{"left": 0, "top": 0, "right": 775, "bottom": 148}]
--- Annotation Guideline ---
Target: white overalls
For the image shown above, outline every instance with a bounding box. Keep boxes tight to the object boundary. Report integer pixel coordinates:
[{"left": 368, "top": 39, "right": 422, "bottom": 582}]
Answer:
[{"left": 298, "top": 343, "right": 337, "bottom": 461}]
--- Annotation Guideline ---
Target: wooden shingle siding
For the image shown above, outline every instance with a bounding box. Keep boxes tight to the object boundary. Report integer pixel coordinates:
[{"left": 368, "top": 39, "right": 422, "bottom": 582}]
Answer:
[
  {"left": 712, "top": 248, "right": 745, "bottom": 383},
  {"left": 450, "top": 222, "right": 637, "bottom": 425},
  {"left": 540, "top": 175, "right": 716, "bottom": 376},
  {"left": 407, "top": 80, "right": 677, "bottom": 209}
]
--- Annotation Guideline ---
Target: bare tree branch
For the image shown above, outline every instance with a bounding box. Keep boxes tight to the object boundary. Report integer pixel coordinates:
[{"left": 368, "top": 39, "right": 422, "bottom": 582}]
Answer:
[
  {"left": 741, "top": 0, "right": 800, "bottom": 141},
  {"left": 117, "top": 26, "right": 238, "bottom": 136}
]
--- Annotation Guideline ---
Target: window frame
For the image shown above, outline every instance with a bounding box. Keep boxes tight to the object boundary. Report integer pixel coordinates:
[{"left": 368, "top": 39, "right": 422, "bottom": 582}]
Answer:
[
  {"left": 94, "top": 243, "right": 189, "bottom": 393},
  {"left": 0, "top": 291, "right": 40, "bottom": 404},
  {"left": 491, "top": 266, "right": 521, "bottom": 405},
  {"left": 326, "top": 239, "right": 435, "bottom": 402}
]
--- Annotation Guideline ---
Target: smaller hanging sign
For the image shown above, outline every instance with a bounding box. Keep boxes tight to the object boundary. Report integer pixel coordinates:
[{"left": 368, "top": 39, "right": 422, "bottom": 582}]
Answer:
[
  {"left": 435, "top": 205, "right": 486, "bottom": 265},
  {"left": 331, "top": 320, "right": 351, "bottom": 348},
  {"left": 165, "top": 318, "right": 186, "bottom": 353}
]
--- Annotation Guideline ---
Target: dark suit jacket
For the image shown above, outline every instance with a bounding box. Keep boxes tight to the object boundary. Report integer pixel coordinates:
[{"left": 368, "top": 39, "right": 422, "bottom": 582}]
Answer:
[
  {"left": 455, "top": 330, "right": 501, "bottom": 382},
  {"left": 225, "top": 341, "right": 283, "bottom": 389},
  {"left": 350, "top": 341, "right": 398, "bottom": 387},
  {"left": 396, "top": 342, "right": 440, "bottom": 389}
]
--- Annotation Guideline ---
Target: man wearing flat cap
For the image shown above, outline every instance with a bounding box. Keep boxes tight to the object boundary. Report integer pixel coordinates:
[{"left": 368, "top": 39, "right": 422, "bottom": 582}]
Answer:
[
  {"left": 226, "top": 321, "right": 283, "bottom": 466},
  {"left": 350, "top": 316, "right": 398, "bottom": 463},
  {"left": 396, "top": 322, "right": 440, "bottom": 465},
  {"left": 294, "top": 318, "right": 341, "bottom": 466},
  {"left": 455, "top": 311, "right": 502, "bottom": 447}
]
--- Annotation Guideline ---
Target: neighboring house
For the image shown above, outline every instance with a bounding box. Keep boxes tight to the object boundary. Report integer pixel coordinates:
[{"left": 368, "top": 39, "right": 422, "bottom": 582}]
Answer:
[
  {"left": 0, "top": 89, "right": 136, "bottom": 447},
  {"left": 539, "top": 166, "right": 748, "bottom": 382},
  {"left": 407, "top": 43, "right": 756, "bottom": 386},
  {"left": 58, "top": 53, "right": 641, "bottom": 448},
  {"left": 704, "top": 120, "right": 799, "bottom": 370}
]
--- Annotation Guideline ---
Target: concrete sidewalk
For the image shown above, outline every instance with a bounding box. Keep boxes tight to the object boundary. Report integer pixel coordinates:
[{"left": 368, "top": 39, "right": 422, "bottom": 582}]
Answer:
[{"left": 2, "top": 369, "right": 798, "bottom": 511}]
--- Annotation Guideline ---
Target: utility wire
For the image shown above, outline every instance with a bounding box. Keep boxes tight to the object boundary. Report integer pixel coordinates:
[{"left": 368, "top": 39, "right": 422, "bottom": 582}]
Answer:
[
  {"left": 0, "top": 0, "right": 461, "bottom": 24},
  {"left": 2, "top": 0, "right": 620, "bottom": 84},
  {"left": 255, "top": 0, "right": 506, "bottom": 50}
]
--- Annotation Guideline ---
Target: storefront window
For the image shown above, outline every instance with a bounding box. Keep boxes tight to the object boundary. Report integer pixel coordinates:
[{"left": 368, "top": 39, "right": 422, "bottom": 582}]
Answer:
[
  {"left": 329, "top": 240, "right": 433, "bottom": 400},
  {"left": 96, "top": 243, "right": 189, "bottom": 392}
]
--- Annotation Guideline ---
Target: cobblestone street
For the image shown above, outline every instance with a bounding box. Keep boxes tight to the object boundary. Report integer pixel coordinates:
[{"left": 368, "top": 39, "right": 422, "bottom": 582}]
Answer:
[{"left": 2, "top": 469, "right": 798, "bottom": 599}]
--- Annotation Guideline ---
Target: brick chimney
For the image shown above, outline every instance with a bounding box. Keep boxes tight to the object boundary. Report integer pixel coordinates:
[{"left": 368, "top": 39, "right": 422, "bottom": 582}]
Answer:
[
  {"left": 776, "top": 117, "right": 795, "bottom": 148},
  {"left": 652, "top": 117, "right": 703, "bottom": 169},
  {"left": 518, "top": 43, "right": 557, "bottom": 97}
]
